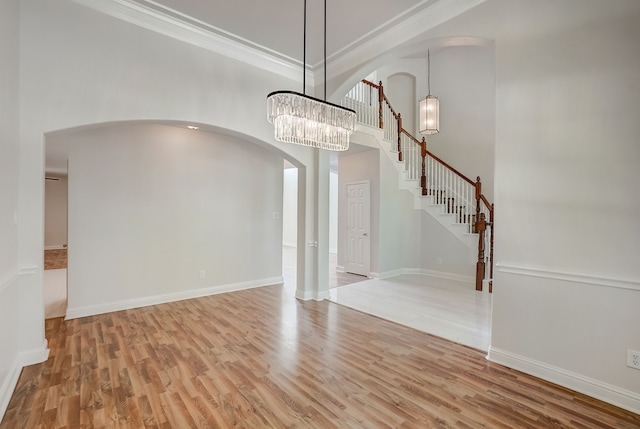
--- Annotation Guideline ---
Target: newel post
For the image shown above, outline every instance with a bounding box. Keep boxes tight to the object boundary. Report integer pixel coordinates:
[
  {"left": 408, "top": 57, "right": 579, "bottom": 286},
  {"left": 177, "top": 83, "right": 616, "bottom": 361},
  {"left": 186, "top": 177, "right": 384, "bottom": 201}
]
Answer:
[
  {"left": 474, "top": 177, "right": 482, "bottom": 231},
  {"left": 475, "top": 212, "right": 487, "bottom": 291},
  {"left": 397, "top": 113, "right": 403, "bottom": 162},
  {"left": 420, "top": 137, "right": 427, "bottom": 195},
  {"left": 474, "top": 176, "right": 484, "bottom": 291},
  {"left": 378, "top": 81, "right": 384, "bottom": 129}
]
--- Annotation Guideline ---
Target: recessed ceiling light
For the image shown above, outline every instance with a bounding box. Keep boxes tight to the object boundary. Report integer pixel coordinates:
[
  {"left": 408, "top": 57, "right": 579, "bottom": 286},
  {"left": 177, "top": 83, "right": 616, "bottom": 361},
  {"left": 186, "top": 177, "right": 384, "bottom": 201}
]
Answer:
[{"left": 187, "top": 125, "right": 199, "bottom": 130}]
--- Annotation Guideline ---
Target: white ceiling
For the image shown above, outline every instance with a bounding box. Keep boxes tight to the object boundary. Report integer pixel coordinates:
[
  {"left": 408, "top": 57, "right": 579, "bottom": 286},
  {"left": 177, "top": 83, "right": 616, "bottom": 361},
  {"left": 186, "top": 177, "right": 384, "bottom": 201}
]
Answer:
[{"left": 138, "top": 0, "right": 435, "bottom": 66}]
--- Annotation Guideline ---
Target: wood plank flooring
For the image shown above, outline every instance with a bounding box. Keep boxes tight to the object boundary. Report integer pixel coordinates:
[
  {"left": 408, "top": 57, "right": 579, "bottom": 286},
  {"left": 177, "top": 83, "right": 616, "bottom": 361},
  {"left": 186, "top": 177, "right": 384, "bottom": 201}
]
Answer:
[{"left": 2, "top": 285, "right": 639, "bottom": 428}]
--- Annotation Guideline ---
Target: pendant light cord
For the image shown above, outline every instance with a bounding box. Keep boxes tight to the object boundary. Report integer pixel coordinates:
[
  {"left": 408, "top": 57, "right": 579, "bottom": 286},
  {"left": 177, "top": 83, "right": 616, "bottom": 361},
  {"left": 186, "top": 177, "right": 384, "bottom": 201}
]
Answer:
[
  {"left": 324, "top": 0, "right": 327, "bottom": 101},
  {"left": 427, "top": 49, "right": 431, "bottom": 96},
  {"left": 303, "top": 0, "right": 307, "bottom": 95}
]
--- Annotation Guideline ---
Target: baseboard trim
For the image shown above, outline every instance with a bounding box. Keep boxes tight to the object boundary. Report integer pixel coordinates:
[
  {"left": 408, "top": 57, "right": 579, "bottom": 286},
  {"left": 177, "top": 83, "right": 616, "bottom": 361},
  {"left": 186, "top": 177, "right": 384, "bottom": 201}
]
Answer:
[
  {"left": 295, "top": 288, "right": 331, "bottom": 301},
  {"left": 496, "top": 263, "right": 640, "bottom": 292},
  {"left": 0, "top": 340, "right": 49, "bottom": 421},
  {"left": 19, "top": 340, "right": 50, "bottom": 367},
  {"left": 488, "top": 347, "right": 640, "bottom": 415},
  {"left": 372, "top": 268, "right": 474, "bottom": 284},
  {"left": 371, "top": 269, "right": 408, "bottom": 279},
  {"left": 66, "top": 276, "right": 284, "bottom": 319},
  {"left": 0, "top": 362, "right": 22, "bottom": 422},
  {"left": 44, "top": 245, "right": 66, "bottom": 250},
  {"left": 335, "top": 265, "right": 345, "bottom": 273}
]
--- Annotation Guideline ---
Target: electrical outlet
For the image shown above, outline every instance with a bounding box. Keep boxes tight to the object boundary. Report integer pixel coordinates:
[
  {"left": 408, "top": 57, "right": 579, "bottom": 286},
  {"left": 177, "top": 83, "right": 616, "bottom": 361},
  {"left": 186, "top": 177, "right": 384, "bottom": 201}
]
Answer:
[
  {"left": 199, "top": 270, "right": 205, "bottom": 279},
  {"left": 437, "top": 257, "right": 443, "bottom": 265},
  {"left": 627, "top": 349, "right": 640, "bottom": 369}
]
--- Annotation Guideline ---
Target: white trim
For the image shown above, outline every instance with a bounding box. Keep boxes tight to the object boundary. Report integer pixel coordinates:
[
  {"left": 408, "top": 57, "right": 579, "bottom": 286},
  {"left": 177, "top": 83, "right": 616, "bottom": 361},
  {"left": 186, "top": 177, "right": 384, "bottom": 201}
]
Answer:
[
  {"left": 420, "top": 269, "right": 475, "bottom": 284},
  {"left": 0, "top": 362, "right": 21, "bottom": 421},
  {"left": 0, "top": 340, "right": 49, "bottom": 421},
  {"left": 18, "top": 340, "right": 50, "bottom": 367},
  {"left": 282, "top": 241, "right": 297, "bottom": 248},
  {"left": 335, "top": 265, "right": 345, "bottom": 273},
  {"left": 295, "top": 288, "right": 330, "bottom": 302},
  {"left": 71, "top": 0, "right": 484, "bottom": 86},
  {"left": 372, "top": 268, "right": 474, "bottom": 284},
  {"left": 496, "top": 263, "right": 640, "bottom": 292},
  {"left": 71, "top": 0, "right": 312, "bottom": 83},
  {"left": 66, "top": 276, "right": 283, "bottom": 319},
  {"left": 488, "top": 347, "right": 640, "bottom": 415},
  {"left": 19, "top": 265, "right": 38, "bottom": 276},
  {"left": 295, "top": 289, "right": 315, "bottom": 301},
  {"left": 44, "top": 245, "right": 67, "bottom": 250},
  {"left": 327, "top": 0, "right": 487, "bottom": 80}
]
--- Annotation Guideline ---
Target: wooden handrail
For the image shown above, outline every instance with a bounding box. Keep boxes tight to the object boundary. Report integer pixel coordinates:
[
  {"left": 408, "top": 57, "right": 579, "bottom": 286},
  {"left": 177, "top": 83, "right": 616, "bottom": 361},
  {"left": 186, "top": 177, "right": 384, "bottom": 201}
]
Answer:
[
  {"left": 362, "top": 80, "right": 381, "bottom": 90},
  {"left": 383, "top": 96, "right": 398, "bottom": 118},
  {"left": 365, "top": 79, "right": 475, "bottom": 187},
  {"left": 400, "top": 129, "right": 421, "bottom": 144},
  {"left": 480, "top": 195, "right": 492, "bottom": 213},
  {"left": 426, "top": 149, "right": 476, "bottom": 186},
  {"left": 356, "top": 78, "right": 494, "bottom": 292}
]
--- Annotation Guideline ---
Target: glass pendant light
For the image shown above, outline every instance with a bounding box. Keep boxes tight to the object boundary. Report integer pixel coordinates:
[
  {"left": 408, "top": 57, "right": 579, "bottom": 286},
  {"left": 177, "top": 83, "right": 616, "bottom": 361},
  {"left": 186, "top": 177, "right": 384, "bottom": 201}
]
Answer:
[{"left": 420, "top": 49, "right": 440, "bottom": 135}]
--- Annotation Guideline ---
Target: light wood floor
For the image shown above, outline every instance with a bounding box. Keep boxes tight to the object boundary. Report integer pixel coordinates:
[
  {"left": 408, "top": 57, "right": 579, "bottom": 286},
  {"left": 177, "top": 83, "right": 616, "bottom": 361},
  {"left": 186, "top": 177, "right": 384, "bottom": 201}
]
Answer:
[{"left": 2, "top": 285, "right": 639, "bottom": 428}]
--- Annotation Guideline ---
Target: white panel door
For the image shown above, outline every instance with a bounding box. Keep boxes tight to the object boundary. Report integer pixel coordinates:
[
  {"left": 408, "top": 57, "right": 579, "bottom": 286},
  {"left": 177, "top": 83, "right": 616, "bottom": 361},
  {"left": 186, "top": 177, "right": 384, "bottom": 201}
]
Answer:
[{"left": 345, "top": 181, "right": 370, "bottom": 276}]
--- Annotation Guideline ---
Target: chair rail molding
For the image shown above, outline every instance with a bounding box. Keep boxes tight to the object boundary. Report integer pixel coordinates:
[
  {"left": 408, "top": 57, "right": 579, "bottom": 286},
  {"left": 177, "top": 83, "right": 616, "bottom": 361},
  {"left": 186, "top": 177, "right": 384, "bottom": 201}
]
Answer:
[{"left": 496, "top": 263, "right": 640, "bottom": 292}]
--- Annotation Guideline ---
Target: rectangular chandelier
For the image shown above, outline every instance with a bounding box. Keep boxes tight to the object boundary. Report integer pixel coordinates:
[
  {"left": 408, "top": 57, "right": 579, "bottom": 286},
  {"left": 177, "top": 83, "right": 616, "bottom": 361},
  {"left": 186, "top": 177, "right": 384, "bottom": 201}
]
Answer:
[
  {"left": 267, "top": 91, "right": 356, "bottom": 151},
  {"left": 419, "top": 94, "right": 440, "bottom": 135}
]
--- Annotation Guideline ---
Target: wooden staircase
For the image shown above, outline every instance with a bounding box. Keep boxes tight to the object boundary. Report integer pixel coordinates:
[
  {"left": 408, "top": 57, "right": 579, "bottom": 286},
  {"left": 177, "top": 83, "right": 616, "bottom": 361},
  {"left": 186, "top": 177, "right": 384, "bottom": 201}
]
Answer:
[{"left": 341, "top": 80, "right": 494, "bottom": 291}]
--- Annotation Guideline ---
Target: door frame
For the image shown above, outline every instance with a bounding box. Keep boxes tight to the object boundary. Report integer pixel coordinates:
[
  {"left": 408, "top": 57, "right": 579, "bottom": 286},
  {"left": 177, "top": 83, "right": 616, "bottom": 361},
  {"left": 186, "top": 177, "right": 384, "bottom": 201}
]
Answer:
[{"left": 344, "top": 180, "right": 371, "bottom": 277}]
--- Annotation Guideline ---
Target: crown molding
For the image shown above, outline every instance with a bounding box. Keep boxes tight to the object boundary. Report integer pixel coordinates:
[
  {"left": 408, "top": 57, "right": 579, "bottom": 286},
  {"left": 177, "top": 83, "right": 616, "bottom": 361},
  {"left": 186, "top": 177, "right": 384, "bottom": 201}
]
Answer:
[
  {"left": 71, "top": 0, "right": 313, "bottom": 84},
  {"left": 72, "top": 0, "right": 485, "bottom": 86},
  {"left": 324, "top": 0, "right": 487, "bottom": 77}
]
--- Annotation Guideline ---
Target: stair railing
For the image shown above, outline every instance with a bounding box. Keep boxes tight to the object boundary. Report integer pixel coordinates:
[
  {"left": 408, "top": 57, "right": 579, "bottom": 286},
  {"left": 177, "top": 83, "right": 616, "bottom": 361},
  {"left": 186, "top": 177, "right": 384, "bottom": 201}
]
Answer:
[{"left": 342, "top": 79, "right": 494, "bottom": 291}]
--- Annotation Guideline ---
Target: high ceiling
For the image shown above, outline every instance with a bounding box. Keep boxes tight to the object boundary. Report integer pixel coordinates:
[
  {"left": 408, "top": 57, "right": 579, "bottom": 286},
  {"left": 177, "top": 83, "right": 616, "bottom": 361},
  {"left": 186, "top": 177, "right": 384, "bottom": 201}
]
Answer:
[{"left": 136, "top": 0, "right": 435, "bottom": 66}]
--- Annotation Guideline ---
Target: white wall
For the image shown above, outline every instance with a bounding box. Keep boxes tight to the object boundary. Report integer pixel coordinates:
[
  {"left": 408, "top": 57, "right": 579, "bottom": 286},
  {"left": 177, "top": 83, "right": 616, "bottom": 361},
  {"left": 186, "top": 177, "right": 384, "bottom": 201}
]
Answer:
[
  {"left": 427, "top": 46, "right": 496, "bottom": 202},
  {"left": 63, "top": 123, "right": 283, "bottom": 317},
  {"left": 377, "top": 147, "right": 422, "bottom": 275},
  {"left": 0, "top": 0, "right": 22, "bottom": 418},
  {"left": 17, "top": 0, "right": 335, "bottom": 325},
  {"left": 44, "top": 177, "right": 68, "bottom": 248},
  {"left": 329, "top": 171, "right": 338, "bottom": 254},
  {"left": 387, "top": 73, "right": 416, "bottom": 134},
  {"left": 282, "top": 167, "right": 298, "bottom": 247},
  {"left": 489, "top": 0, "right": 640, "bottom": 410},
  {"left": 419, "top": 211, "right": 474, "bottom": 278}
]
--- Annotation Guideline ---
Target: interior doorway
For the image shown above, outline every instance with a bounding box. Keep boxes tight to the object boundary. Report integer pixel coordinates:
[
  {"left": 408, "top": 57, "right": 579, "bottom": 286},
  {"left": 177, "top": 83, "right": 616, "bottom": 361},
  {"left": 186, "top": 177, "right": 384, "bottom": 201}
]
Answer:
[
  {"left": 44, "top": 175, "right": 68, "bottom": 319},
  {"left": 345, "top": 180, "right": 371, "bottom": 276}
]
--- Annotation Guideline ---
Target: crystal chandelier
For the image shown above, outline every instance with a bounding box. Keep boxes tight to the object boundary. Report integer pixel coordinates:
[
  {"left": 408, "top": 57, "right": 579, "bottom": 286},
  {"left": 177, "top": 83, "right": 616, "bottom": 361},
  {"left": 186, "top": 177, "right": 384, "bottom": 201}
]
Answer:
[
  {"left": 420, "top": 49, "right": 440, "bottom": 135},
  {"left": 266, "top": 0, "right": 355, "bottom": 151}
]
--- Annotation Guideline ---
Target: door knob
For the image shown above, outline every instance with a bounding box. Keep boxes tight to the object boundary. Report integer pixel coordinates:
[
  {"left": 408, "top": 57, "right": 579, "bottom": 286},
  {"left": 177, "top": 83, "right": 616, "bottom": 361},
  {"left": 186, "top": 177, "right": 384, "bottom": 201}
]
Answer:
[{"left": 363, "top": 232, "right": 368, "bottom": 236}]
